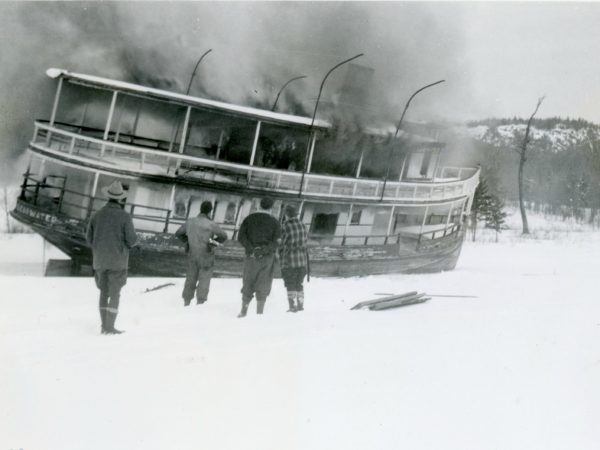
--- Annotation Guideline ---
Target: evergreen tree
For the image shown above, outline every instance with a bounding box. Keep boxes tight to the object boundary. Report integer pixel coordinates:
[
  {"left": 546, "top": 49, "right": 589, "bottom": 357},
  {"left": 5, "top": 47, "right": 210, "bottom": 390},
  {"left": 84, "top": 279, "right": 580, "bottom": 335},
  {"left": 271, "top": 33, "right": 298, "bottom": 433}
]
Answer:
[
  {"left": 470, "top": 176, "right": 492, "bottom": 242},
  {"left": 485, "top": 195, "right": 508, "bottom": 242}
]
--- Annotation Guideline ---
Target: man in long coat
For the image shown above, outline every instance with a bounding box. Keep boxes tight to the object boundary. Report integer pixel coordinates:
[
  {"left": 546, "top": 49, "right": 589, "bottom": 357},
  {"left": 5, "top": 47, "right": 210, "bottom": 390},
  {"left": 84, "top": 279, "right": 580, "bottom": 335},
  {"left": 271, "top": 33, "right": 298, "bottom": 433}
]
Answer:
[
  {"left": 237, "top": 197, "right": 281, "bottom": 317},
  {"left": 86, "top": 181, "right": 137, "bottom": 334},
  {"left": 176, "top": 201, "right": 227, "bottom": 306},
  {"left": 279, "top": 204, "right": 309, "bottom": 312}
]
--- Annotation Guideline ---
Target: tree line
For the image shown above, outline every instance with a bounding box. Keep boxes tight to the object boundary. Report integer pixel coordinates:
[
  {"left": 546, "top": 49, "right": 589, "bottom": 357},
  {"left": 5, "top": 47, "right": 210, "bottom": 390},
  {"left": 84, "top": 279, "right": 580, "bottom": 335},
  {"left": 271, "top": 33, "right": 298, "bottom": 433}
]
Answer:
[{"left": 446, "top": 116, "right": 600, "bottom": 230}]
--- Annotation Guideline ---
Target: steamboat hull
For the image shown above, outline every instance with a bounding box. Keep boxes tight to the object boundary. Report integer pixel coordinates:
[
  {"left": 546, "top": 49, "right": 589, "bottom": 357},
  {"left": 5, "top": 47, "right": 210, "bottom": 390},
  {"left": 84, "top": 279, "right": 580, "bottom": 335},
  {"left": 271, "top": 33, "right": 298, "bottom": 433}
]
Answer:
[{"left": 11, "top": 199, "right": 464, "bottom": 277}]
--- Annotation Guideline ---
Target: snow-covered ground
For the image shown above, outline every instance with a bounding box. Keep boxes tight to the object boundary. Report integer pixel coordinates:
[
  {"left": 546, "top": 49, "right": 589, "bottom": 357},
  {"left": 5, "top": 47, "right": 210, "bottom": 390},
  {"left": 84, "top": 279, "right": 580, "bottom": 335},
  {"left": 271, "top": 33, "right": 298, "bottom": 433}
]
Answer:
[{"left": 1, "top": 215, "right": 600, "bottom": 450}]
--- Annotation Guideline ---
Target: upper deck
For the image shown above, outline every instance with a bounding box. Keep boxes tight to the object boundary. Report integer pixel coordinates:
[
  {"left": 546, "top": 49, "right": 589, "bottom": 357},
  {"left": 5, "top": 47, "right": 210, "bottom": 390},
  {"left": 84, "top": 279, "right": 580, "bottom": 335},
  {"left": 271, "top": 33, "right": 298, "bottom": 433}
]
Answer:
[
  {"left": 31, "top": 121, "right": 479, "bottom": 205},
  {"left": 46, "top": 68, "right": 331, "bottom": 130},
  {"left": 32, "top": 67, "right": 479, "bottom": 206}
]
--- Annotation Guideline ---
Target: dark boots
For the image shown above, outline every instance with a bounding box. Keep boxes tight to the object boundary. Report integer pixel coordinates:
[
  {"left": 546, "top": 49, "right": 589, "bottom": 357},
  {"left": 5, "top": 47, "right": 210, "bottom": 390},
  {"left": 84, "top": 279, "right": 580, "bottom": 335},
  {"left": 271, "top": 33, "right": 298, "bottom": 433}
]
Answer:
[
  {"left": 237, "top": 297, "right": 266, "bottom": 317},
  {"left": 100, "top": 307, "right": 108, "bottom": 334},
  {"left": 287, "top": 291, "right": 297, "bottom": 312},
  {"left": 296, "top": 291, "right": 304, "bottom": 311},
  {"left": 103, "top": 310, "right": 124, "bottom": 334},
  {"left": 238, "top": 300, "right": 250, "bottom": 318}
]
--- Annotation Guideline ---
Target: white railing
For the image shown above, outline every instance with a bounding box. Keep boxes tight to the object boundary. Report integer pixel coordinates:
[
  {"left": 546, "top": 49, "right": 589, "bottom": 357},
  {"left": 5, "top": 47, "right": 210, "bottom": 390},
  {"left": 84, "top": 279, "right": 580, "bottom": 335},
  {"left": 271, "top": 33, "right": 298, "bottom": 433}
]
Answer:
[{"left": 33, "top": 122, "right": 480, "bottom": 203}]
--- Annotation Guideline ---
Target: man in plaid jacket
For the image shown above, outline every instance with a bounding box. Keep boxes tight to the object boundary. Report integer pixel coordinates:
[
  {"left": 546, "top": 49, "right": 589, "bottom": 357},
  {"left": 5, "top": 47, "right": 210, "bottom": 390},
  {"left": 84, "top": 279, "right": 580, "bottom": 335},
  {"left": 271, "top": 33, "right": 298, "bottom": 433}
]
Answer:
[{"left": 279, "top": 204, "right": 309, "bottom": 312}]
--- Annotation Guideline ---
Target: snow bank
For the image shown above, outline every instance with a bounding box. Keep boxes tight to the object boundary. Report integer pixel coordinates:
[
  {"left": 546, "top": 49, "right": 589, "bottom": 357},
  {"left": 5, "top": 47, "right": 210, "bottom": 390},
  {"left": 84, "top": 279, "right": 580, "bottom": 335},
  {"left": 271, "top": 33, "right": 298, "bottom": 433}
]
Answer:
[{"left": 1, "top": 230, "right": 599, "bottom": 450}]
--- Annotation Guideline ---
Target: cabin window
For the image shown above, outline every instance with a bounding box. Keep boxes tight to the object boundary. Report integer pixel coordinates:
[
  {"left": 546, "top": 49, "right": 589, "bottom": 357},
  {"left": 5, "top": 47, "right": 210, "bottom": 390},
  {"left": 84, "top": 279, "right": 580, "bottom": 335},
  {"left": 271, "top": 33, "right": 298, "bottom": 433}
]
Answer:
[
  {"left": 224, "top": 202, "right": 237, "bottom": 224},
  {"left": 427, "top": 213, "right": 446, "bottom": 226},
  {"left": 394, "top": 212, "right": 423, "bottom": 228},
  {"left": 310, "top": 213, "right": 339, "bottom": 235},
  {"left": 350, "top": 208, "right": 362, "bottom": 225}
]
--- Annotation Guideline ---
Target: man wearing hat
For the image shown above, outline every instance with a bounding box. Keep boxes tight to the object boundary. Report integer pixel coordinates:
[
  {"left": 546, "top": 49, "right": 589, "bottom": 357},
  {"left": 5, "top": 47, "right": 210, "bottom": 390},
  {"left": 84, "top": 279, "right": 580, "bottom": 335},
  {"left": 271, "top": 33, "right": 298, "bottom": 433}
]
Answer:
[
  {"left": 237, "top": 197, "right": 281, "bottom": 317},
  {"left": 175, "top": 200, "right": 228, "bottom": 306},
  {"left": 86, "top": 180, "right": 138, "bottom": 334}
]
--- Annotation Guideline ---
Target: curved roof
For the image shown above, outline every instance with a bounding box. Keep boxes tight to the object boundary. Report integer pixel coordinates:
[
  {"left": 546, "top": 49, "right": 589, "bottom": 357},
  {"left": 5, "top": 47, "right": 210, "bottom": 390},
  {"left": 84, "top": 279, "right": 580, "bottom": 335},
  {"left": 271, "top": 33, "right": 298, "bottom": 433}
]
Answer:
[{"left": 47, "top": 68, "right": 330, "bottom": 130}]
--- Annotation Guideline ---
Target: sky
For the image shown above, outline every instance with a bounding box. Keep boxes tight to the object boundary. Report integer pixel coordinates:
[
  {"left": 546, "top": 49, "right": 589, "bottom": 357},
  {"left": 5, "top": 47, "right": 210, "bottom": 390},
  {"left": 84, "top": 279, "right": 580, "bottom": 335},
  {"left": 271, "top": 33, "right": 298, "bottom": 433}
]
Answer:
[{"left": 1, "top": 1, "right": 600, "bottom": 180}]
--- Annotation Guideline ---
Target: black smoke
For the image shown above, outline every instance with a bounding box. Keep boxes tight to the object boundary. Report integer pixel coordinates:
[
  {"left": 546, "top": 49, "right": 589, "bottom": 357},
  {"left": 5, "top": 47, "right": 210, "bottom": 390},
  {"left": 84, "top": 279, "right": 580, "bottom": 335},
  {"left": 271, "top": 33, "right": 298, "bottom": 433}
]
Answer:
[{"left": 0, "top": 1, "right": 473, "bottom": 183}]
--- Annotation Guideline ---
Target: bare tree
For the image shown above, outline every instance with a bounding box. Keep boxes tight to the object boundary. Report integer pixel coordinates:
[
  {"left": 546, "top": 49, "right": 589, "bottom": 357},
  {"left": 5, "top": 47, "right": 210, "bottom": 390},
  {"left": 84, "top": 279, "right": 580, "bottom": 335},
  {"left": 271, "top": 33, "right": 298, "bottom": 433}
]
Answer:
[
  {"left": 516, "top": 96, "right": 545, "bottom": 234},
  {"left": 2, "top": 186, "right": 10, "bottom": 233}
]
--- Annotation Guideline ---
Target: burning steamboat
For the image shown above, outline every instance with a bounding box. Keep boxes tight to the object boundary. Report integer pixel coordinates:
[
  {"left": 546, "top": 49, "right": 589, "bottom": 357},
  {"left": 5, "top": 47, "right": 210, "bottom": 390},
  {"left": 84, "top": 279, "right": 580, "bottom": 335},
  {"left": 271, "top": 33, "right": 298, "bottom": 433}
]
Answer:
[{"left": 11, "top": 68, "right": 479, "bottom": 277}]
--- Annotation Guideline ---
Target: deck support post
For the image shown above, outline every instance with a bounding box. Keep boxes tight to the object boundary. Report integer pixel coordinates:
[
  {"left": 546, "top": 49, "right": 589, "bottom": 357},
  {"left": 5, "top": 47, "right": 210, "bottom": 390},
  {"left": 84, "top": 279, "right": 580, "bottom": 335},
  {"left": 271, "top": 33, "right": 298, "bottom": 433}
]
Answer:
[
  {"left": 113, "top": 96, "right": 125, "bottom": 148},
  {"left": 306, "top": 132, "right": 317, "bottom": 174},
  {"left": 247, "top": 121, "right": 262, "bottom": 183},
  {"left": 298, "top": 200, "right": 306, "bottom": 222},
  {"left": 444, "top": 200, "right": 454, "bottom": 235},
  {"left": 79, "top": 102, "right": 89, "bottom": 132},
  {"left": 249, "top": 121, "right": 262, "bottom": 167},
  {"left": 46, "top": 77, "right": 63, "bottom": 145},
  {"left": 101, "top": 91, "right": 118, "bottom": 157},
  {"left": 386, "top": 205, "right": 396, "bottom": 237},
  {"left": 298, "top": 132, "right": 317, "bottom": 196},
  {"left": 352, "top": 147, "right": 365, "bottom": 196},
  {"left": 419, "top": 205, "right": 429, "bottom": 239},
  {"left": 175, "top": 106, "right": 192, "bottom": 173},
  {"left": 342, "top": 204, "right": 354, "bottom": 243},
  {"left": 132, "top": 103, "right": 142, "bottom": 137},
  {"left": 86, "top": 172, "right": 100, "bottom": 220},
  {"left": 163, "top": 211, "right": 171, "bottom": 233},
  {"left": 165, "top": 184, "right": 177, "bottom": 232},
  {"left": 90, "top": 172, "right": 99, "bottom": 199},
  {"left": 355, "top": 147, "right": 364, "bottom": 178},
  {"left": 232, "top": 199, "right": 245, "bottom": 239},
  {"left": 399, "top": 154, "right": 408, "bottom": 181},
  {"left": 216, "top": 130, "right": 225, "bottom": 160},
  {"left": 431, "top": 150, "right": 442, "bottom": 179}
]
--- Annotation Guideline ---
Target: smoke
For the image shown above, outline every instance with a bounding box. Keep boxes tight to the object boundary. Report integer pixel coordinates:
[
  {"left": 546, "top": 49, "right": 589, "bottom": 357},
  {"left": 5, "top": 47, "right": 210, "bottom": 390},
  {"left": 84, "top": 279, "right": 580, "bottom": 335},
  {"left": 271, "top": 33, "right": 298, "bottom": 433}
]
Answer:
[{"left": 0, "top": 1, "right": 474, "bottom": 183}]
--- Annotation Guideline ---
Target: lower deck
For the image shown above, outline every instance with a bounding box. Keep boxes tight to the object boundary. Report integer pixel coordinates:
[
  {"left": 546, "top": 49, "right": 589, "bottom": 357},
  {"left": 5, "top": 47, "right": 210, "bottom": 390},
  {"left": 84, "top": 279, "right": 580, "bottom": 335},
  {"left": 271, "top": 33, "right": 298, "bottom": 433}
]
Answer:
[
  {"left": 22, "top": 152, "right": 469, "bottom": 247},
  {"left": 12, "top": 197, "right": 465, "bottom": 277}
]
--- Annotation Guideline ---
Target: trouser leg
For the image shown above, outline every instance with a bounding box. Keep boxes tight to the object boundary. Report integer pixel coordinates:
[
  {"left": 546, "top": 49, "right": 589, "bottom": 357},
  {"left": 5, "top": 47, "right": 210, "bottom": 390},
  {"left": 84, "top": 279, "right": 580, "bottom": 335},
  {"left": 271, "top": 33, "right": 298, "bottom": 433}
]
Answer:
[
  {"left": 99, "top": 290, "right": 109, "bottom": 332},
  {"left": 182, "top": 259, "right": 200, "bottom": 306},
  {"left": 282, "top": 267, "right": 305, "bottom": 313},
  {"left": 295, "top": 267, "right": 306, "bottom": 311},
  {"left": 195, "top": 267, "right": 213, "bottom": 304},
  {"left": 239, "top": 257, "right": 257, "bottom": 318},
  {"left": 254, "top": 255, "right": 275, "bottom": 306},
  {"left": 105, "top": 270, "right": 127, "bottom": 334},
  {"left": 105, "top": 289, "right": 121, "bottom": 332},
  {"left": 95, "top": 270, "right": 110, "bottom": 333}
]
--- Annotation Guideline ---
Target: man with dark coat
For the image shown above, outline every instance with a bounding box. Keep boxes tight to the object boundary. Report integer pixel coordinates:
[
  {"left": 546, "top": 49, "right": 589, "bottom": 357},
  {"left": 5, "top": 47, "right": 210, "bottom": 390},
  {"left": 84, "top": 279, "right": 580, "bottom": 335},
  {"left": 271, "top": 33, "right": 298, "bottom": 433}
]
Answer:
[
  {"left": 175, "top": 201, "right": 227, "bottom": 306},
  {"left": 237, "top": 197, "right": 281, "bottom": 317},
  {"left": 279, "top": 204, "right": 309, "bottom": 312},
  {"left": 86, "top": 181, "right": 138, "bottom": 334}
]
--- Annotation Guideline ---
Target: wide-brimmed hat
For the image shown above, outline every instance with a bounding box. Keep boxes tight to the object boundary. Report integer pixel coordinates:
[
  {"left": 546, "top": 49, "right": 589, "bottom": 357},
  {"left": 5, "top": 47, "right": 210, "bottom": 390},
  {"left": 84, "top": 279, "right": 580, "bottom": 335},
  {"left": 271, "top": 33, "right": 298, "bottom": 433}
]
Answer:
[{"left": 102, "top": 181, "right": 127, "bottom": 200}]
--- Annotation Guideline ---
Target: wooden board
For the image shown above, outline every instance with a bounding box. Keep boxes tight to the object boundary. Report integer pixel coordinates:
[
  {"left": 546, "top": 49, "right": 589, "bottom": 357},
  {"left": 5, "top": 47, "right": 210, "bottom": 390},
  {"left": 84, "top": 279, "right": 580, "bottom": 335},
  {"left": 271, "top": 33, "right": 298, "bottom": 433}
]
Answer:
[
  {"left": 369, "top": 296, "right": 430, "bottom": 311},
  {"left": 350, "top": 291, "right": 419, "bottom": 310}
]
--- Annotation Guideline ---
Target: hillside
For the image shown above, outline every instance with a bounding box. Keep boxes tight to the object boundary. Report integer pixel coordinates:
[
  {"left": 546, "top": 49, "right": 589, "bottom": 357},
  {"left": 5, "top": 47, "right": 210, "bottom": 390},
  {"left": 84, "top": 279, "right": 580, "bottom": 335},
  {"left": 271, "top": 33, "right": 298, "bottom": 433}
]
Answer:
[
  {"left": 441, "top": 118, "right": 600, "bottom": 214},
  {"left": 455, "top": 118, "right": 600, "bottom": 153}
]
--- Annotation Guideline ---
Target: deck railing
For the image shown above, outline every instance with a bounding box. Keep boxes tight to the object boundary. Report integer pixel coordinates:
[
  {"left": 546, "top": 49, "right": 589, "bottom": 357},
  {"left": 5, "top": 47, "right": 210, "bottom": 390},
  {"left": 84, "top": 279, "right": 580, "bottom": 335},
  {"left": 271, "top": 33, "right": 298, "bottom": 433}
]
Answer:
[
  {"left": 18, "top": 174, "right": 463, "bottom": 246},
  {"left": 19, "top": 174, "right": 182, "bottom": 232},
  {"left": 33, "top": 122, "right": 479, "bottom": 203}
]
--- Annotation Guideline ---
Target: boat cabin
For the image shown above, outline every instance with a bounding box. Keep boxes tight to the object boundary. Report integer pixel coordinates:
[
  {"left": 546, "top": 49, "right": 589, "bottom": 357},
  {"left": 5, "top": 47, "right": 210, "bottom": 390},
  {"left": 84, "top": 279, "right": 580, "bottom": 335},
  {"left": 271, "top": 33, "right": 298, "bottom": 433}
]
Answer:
[{"left": 19, "top": 68, "right": 479, "bottom": 255}]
